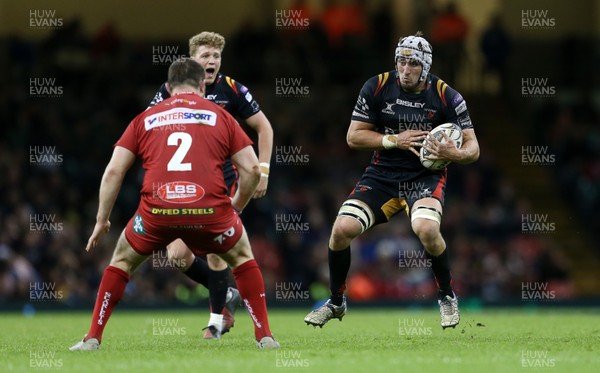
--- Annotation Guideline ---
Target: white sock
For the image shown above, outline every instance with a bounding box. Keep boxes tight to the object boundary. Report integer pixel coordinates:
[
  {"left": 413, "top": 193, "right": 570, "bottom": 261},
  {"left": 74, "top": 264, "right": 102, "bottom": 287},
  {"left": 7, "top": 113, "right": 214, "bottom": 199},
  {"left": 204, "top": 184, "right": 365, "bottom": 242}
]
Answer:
[
  {"left": 208, "top": 313, "right": 224, "bottom": 333},
  {"left": 225, "top": 287, "right": 233, "bottom": 303}
]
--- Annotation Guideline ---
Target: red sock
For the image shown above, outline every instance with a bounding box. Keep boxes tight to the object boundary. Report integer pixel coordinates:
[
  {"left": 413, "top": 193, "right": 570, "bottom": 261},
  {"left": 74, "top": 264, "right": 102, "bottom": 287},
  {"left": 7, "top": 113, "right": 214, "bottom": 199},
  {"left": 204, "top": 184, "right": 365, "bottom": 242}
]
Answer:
[
  {"left": 232, "top": 259, "right": 272, "bottom": 341},
  {"left": 85, "top": 266, "right": 129, "bottom": 343}
]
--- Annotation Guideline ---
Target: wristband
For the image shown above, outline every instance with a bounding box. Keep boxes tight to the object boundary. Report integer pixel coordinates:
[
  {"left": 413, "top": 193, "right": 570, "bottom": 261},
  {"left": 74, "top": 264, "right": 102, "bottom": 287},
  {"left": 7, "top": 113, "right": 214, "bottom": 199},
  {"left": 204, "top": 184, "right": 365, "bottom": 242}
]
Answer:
[
  {"left": 259, "top": 162, "right": 270, "bottom": 177},
  {"left": 382, "top": 135, "right": 397, "bottom": 149}
]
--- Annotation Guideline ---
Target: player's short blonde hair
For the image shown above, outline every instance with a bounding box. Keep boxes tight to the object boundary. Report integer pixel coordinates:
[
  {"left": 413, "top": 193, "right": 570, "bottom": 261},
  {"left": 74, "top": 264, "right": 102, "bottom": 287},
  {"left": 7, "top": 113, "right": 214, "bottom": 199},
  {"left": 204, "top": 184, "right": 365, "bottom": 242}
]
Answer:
[{"left": 189, "top": 32, "right": 226, "bottom": 56}]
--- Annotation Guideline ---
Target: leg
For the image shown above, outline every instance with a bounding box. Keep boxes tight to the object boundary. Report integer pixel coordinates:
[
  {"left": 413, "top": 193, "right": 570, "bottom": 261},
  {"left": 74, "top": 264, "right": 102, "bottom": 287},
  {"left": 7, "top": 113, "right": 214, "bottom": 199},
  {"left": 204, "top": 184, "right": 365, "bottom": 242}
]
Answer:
[
  {"left": 70, "top": 230, "right": 147, "bottom": 350},
  {"left": 166, "top": 241, "right": 233, "bottom": 313},
  {"left": 305, "top": 199, "right": 376, "bottom": 327},
  {"left": 203, "top": 253, "right": 239, "bottom": 339},
  {"left": 167, "top": 239, "right": 206, "bottom": 284},
  {"left": 218, "top": 227, "right": 278, "bottom": 348},
  {"left": 166, "top": 239, "right": 240, "bottom": 339},
  {"left": 327, "top": 213, "right": 364, "bottom": 303},
  {"left": 411, "top": 197, "right": 459, "bottom": 328},
  {"left": 205, "top": 254, "right": 231, "bottom": 315}
]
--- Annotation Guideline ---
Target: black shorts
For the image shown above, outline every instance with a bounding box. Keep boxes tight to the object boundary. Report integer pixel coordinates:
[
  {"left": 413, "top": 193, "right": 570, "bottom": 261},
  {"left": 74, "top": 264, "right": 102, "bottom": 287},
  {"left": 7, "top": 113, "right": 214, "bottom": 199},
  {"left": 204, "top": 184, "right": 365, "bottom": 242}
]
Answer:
[{"left": 347, "top": 167, "right": 447, "bottom": 226}]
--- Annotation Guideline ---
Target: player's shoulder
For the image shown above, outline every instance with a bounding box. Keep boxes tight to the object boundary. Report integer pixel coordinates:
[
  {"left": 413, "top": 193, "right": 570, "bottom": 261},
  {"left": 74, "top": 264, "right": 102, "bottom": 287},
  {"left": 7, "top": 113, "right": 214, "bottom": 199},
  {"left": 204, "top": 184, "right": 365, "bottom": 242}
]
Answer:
[
  {"left": 215, "top": 73, "right": 252, "bottom": 96},
  {"left": 194, "top": 95, "right": 238, "bottom": 124},
  {"left": 147, "top": 82, "right": 170, "bottom": 109},
  {"left": 363, "top": 70, "right": 397, "bottom": 97},
  {"left": 427, "top": 74, "right": 464, "bottom": 108}
]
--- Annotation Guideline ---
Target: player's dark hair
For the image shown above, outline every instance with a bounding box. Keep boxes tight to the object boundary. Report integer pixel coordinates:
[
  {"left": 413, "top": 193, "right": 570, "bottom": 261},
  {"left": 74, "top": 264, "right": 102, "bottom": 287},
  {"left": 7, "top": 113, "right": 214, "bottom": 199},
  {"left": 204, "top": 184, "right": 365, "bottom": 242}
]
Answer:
[{"left": 168, "top": 57, "right": 205, "bottom": 90}]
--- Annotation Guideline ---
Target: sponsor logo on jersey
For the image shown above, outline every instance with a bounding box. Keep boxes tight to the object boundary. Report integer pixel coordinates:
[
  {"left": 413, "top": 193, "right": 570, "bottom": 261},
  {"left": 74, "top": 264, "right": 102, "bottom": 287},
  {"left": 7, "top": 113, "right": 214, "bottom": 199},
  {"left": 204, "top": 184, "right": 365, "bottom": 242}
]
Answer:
[
  {"left": 156, "top": 181, "right": 205, "bottom": 204},
  {"left": 395, "top": 99, "right": 425, "bottom": 108},
  {"left": 355, "top": 96, "right": 369, "bottom": 112},
  {"left": 454, "top": 101, "right": 467, "bottom": 115},
  {"left": 214, "top": 226, "right": 236, "bottom": 245},
  {"left": 458, "top": 114, "right": 472, "bottom": 128},
  {"left": 245, "top": 92, "right": 253, "bottom": 102},
  {"left": 382, "top": 101, "right": 396, "bottom": 115},
  {"left": 145, "top": 108, "right": 217, "bottom": 130},
  {"left": 352, "top": 110, "right": 369, "bottom": 120},
  {"left": 133, "top": 214, "right": 145, "bottom": 234},
  {"left": 205, "top": 94, "right": 218, "bottom": 101},
  {"left": 150, "top": 207, "right": 215, "bottom": 215},
  {"left": 170, "top": 98, "right": 197, "bottom": 105},
  {"left": 451, "top": 93, "right": 464, "bottom": 106},
  {"left": 425, "top": 108, "right": 437, "bottom": 119}
]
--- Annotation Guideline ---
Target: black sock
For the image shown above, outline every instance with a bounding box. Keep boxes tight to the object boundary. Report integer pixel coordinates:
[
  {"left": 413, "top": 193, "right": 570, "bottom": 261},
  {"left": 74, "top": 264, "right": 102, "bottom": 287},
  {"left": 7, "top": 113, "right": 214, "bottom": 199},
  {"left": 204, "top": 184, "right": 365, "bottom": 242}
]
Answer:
[
  {"left": 208, "top": 267, "right": 230, "bottom": 314},
  {"left": 183, "top": 257, "right": 210, "bottom": 288},
  {"left": 426, "top": 249, "right": 453, "bottom": 298},
  {"left": 329, "top": 247, "right": 351, "bottom": 306}
]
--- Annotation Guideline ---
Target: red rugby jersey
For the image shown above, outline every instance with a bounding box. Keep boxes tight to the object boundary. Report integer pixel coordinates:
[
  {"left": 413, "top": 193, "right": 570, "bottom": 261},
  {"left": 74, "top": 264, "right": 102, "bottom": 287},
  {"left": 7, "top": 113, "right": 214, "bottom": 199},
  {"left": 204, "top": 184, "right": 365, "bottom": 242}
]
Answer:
[{"left": 115, "top": 92, "right": 252, "bottom": 224}]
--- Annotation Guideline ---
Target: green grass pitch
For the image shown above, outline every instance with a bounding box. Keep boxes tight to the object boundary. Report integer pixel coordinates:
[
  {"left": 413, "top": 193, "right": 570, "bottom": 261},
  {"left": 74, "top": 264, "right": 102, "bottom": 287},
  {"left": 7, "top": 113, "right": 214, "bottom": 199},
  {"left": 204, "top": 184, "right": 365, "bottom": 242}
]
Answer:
[{"left": 0, "top": 307, "right": 598, "bottom": 372}]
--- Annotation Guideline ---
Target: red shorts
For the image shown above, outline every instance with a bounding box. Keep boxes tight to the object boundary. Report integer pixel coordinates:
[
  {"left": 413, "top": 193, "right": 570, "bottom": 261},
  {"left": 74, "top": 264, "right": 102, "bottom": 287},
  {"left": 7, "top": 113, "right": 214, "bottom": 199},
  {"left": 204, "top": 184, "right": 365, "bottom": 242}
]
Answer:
[{"left": 124, "top": 210, "right": 243, "bottom": 257}]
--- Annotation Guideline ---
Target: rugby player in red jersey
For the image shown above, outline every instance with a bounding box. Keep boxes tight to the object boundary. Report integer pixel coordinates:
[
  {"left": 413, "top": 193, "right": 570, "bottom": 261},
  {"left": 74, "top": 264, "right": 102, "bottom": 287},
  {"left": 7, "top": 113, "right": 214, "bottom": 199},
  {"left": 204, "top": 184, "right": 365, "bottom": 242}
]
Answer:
[
  {"left": 70, "top": 58, "right": 279, "bottom": 350},
  {"left": 149, "top": 32, "right": 274, "bottom": 339}
]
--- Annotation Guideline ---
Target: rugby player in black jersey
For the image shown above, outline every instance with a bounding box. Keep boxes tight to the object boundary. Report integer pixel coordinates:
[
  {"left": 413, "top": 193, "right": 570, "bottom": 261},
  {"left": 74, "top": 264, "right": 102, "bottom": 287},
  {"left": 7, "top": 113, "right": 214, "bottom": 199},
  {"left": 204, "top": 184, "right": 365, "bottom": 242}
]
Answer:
[
  {"left": 304, "top": 32, "right": 479, "bottom": 329},
  {"left": 149, "top": 32, "right": 274, "bottom": 339}
]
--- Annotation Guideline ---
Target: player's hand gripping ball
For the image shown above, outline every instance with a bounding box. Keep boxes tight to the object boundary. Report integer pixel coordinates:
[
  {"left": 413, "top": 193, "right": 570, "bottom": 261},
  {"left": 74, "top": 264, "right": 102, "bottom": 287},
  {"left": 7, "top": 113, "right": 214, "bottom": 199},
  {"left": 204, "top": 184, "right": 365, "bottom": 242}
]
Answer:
[{"left": 419, "top": 123, "right": 463, "bottom": 170}]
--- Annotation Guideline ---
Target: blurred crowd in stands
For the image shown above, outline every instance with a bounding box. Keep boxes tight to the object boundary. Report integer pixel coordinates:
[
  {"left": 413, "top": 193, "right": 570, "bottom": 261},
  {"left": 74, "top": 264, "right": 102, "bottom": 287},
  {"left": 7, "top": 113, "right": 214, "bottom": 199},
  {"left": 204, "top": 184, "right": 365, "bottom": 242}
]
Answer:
[{"left": 1, "top": 1, "right": 592, "bottom": 307}]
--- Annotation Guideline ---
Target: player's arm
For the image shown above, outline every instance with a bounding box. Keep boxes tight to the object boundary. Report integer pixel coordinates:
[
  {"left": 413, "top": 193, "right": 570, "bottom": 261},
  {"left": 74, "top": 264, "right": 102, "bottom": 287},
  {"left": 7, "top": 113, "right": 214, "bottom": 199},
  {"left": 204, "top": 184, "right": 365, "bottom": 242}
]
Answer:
[
  {"left": 230, "top": 145, "right": 260, "bottom": 213},
  {"left": 86, "top": 146, "right": 136, "bottom": 252},
  {"left": 347, "top": 120, "right": 427, "bottom": 157},
  {"left": 244, "top": 111, "right": 273, "bottom": 198},
  {"left": 425, "top": 86, "right": 480, "bottom": 164},
  {"left": 425, "top": 128, "right": 480, "bottom": 164}
]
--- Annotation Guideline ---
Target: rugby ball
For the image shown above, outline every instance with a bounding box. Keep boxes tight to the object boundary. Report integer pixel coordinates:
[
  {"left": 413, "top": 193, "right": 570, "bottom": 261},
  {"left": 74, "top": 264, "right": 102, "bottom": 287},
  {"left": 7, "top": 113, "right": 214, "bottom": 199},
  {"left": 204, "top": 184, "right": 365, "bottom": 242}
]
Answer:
[{"left": 419, "top": 123, "right": 463, "bottom": 170}]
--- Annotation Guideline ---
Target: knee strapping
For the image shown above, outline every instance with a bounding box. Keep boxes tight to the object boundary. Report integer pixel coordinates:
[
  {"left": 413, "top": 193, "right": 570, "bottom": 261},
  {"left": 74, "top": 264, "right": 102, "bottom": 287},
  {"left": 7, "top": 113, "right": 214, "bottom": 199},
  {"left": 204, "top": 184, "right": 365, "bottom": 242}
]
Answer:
[
  {"left": 411, "top": 206, "right": 442, "bottom": 225},
  {"left": 337, "top": 200, "right": 375, "bottom": 233}
]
